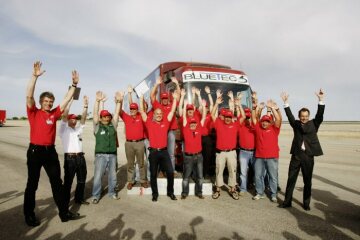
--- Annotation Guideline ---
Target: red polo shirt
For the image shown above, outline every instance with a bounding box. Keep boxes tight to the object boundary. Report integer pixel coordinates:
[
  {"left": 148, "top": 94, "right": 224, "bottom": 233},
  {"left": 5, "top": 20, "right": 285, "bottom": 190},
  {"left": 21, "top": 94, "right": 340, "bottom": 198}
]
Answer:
[
  {"left": 27, "top": 105, "right": 62, "bottom": 145},
  {"left": 254, "top": 123, "right": 280, "bottom": 158},
  {"left": 214, "top": 118, "right": 238, "bottom": 150},
  {"left": 203, "top": 114, "right": 213, "bottom": 136},
  {"left": 183, "top": 123, "right": 204, "bottom": 154},
  {"left": 152, "top": 100, "right": 179, "bottom": 130},
  {"left": 145, "top": 117, "right": 171, "bottom": 148},
  {"left": 238, "top": 120, "right": 255, "bottom": 149},
  {"left": 120, "top": 111, "right": 145, "bottom": 140}
]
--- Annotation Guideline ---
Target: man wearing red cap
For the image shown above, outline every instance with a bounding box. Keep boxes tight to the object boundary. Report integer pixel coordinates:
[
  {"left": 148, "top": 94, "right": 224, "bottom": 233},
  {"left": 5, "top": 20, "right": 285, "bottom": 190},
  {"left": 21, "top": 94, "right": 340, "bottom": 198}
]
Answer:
[
  {"left": 252, "top": 100, "right": 282, "bottom": 203},
  {"left": 25, "top": 61, "right": 81, "bottom": 226},
  {"left": 119, "top": 93, "right": 148, "bottom": 190},
  {"left": 211, "top": 95, "right": 239, "bottom": 200},
  {"left": 181, "top": 100, "right": 207, "bottom": 199},
  {"left": 235, "top": 94, "right": 255, "bottom": 196},
  {"left": 279, "top": 90, "right": 325, "bottom": 211},
  {"left": 59, "top": 96, "right": 89, "bottom": 208},
  {"left": 139, "top": 92, "right": 179, "bottom": 202},
  {"left": 91, "top": 91, "right": 123, "bottom": 204},
  {"left": 150, "top": 76, "right": 180, "bottom": 172}
]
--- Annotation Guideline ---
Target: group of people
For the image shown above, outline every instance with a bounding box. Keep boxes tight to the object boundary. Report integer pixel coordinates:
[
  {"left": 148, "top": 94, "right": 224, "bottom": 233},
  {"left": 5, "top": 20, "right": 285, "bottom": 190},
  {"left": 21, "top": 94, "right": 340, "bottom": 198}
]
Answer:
[{"left": 24, "top": 61, "right": 325, "bottom": 227}]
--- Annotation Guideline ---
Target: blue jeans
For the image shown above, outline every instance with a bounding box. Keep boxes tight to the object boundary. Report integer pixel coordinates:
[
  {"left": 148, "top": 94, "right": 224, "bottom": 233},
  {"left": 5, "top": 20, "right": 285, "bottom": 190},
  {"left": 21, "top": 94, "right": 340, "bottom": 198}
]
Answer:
[
  {"left": 167, "top": 130, "right": 176, "bottom": 170},
  {"left": 238, "top": 150, "right": 255, "bottom": 192},
  {"left": 254, "top": 158, "right": 278, "bottom": 198},
  {"left": 92, "top": 154, "right": 117, "bottom": 199},
  {"left": 182, "top": 153, "right": 204, "bottom": 196}
]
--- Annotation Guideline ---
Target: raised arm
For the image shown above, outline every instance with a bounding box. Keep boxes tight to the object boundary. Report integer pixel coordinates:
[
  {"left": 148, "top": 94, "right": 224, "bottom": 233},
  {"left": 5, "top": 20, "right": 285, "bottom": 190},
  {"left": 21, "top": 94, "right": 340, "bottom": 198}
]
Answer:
[
  {"left": 178, "top": 88, "right": 186, "bottom": 117},
  {"left": 127, "top": 85, "right": 134, "bottom": 105},
  {"left": 235, "top": 94, "right": 246, "bottom": 124},
  {"left": 26, "top": 61, "right": 46, "bottom": 108},
  {"left": 228, "top": 91, "right": 235, "bottom": 114},
  {"left": 80, "top": 95, "right": 89, "bottom": 125},
  {"left": 150, "top": 76, "right": 162, "bottom": 103},
  {"left": 167, "top": 92, "right": 179, "bottom": 122},
  {"left": 62, "top": 98, "right": 73, "bottom": 122},
  {"left": 200, "top": 99, "right": 207, "bottom": 127},
  {"left": 183, "top": 99, "right": 188, "bottom": 127},
  {"left": 314, "top": 88, "right": 325, "bottom": 127},
  {"left": 267, "top": 99, "right": 282, "bottom": 128},
  {"left": 139, "top": 94, "right": 148, "bottom": 122},
  {"left": 60, "top": 70, "right": 79, "bottom": 112},
  {"left": 113, "top": 91, "right": 124, "bottom": 125},
  {"left": 195, "top": 88, "right": 203, "bottom": 112},
  {"left": 204, "top": 86, "right": 214, "bottom": 112},
  {"left": 93, "top": 91, "right": 105, "bottom": 124},
  {"left": 281, "top": 91, "right": 296, "bottom": 126},
  {"left": 171, "top": 76, "right": 181, "bottom": 97},
  {"left": 211, "top": 96, "right": 223, "bottom": 122}
]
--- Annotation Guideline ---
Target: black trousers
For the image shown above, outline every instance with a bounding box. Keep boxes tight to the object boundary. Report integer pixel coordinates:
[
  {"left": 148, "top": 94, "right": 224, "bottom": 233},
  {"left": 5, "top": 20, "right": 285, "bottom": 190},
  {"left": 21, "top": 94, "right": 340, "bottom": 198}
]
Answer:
[
  {"left": 24, "top": 144, "right": 67, "bottom": 217},
  {"left": 149, "top": 149, "right": 174, "bottom": 197},
  {"left": 201, "top": 135, "right": 215, "bottom": 176},
  {"left": 64, "top": 153, "right": 87, "bottom": 208},
  {"left": 283, "top": 151, "right": 314, "bottom": 207}
]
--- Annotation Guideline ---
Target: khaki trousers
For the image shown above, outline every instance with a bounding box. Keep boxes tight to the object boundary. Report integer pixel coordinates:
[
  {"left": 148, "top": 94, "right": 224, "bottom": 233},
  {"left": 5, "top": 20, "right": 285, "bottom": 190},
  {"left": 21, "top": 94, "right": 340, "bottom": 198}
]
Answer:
[
  {"left": 125, "top": 141, "right": 146, "bottom": 183},
  {"left": 215, "top": 150, "right": 237, "bottom": 187}
]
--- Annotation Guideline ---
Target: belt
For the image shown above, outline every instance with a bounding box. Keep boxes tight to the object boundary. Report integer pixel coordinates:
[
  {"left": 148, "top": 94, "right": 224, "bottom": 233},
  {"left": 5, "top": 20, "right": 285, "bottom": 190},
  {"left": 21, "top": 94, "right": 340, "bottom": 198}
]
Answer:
[
  {"left": 148, "top": 147, "right": 167, "bottom": 151},
  {"left": 95, "top": 152, "right": 117, "bottom": 154},
  {"left": 65, "top": 152, "right": 84, "bottom": 156},
  {"left": 240, "top": 147, "right": 255, "bottom": 152},
  {"left": 184, "top": 151, "right": 202, "bottom": 156},
  {"left": 126, "top": 138, "right": 145, "bottom": 142},
  {"left": 216, "top": 148, "right": 236, "bottom": 153},
  {"left": 29, "top": 143, "right": 55, "bottom": 150}
]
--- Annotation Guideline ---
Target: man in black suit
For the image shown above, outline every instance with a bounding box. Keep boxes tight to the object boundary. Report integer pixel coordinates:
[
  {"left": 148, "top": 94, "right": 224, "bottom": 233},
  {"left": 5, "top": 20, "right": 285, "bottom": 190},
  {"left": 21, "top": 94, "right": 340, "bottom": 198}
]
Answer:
[{"left": 279, "top": 89, "right": 325, "bottom": 211}]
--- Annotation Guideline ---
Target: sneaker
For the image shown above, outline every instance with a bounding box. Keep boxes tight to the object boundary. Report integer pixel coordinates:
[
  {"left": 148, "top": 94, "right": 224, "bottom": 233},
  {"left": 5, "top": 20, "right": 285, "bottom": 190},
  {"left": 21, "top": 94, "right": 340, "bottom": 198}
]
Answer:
[
  {"left": 252, "top": 194, "right": 265, "bottom": 200},
  {"left": 92, "top": 198, "right": 99, "bottom": 204},
  {"left": 271, "top": 197, "right": 278, "bottom": 203},
  {"left": 111, "top": 195, "right": 120, "bottom": 200}
]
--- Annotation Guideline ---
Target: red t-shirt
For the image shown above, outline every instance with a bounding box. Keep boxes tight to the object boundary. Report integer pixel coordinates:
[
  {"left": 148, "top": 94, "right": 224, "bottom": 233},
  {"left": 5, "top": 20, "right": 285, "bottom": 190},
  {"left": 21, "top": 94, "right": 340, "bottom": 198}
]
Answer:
[
  {"left": 238, "top": 120, "right": 255, "bottom": 149},
  {"left": 214, "top": 118, "right": 238, "bottom": 150},
  {"left": 27, "top": 105, "right": 62, "bottom": 145},
  {"left": 152, "top": 100, "right": 178, "bottom": 130},
  {"left": 254, "top": 123, "right": 280, "bottom": 158},
  {"left": 202, "top": 114, "right": 213, "bottom": 136},
  {"left": 145, "top": 117, "right": 171, "bottom": 148},
  {"left": 183, "top": 123, "right": 204, "bottom": 153},
  {"left": 120, "top": 111, "right": 145, "bottom": 140}
]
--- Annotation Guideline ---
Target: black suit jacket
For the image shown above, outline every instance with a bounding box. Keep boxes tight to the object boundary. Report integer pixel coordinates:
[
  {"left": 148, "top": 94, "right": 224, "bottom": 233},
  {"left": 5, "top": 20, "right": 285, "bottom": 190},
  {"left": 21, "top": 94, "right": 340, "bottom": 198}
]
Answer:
[{"left": 284, "top": 104, "right": 325, "bottom": 157}]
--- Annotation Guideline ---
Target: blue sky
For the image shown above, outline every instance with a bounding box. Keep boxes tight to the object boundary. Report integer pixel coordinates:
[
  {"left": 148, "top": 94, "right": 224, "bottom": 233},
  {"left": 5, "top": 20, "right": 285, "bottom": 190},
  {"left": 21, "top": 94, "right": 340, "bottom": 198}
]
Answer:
[{"left": 0, "top": 0, "right": 359, "bottom": 120}]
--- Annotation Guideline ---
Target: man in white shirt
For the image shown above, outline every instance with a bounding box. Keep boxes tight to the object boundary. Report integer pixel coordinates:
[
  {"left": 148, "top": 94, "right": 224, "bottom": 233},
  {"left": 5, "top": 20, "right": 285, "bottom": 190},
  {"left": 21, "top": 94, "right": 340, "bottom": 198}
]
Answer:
[{"left": 59, "top": 96, "right": 89, "bottom": 208}]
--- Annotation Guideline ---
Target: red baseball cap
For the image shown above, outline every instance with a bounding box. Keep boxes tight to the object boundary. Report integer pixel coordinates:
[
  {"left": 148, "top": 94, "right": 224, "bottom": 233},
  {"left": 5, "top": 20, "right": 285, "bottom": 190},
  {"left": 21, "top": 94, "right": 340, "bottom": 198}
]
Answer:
[
  {"left": 67, "top": 114, "right": 78, "bottom": 120},
  {"left": 244, "top": 108, "right": 251, "bottom": 118},
  {"left": 100, "top": 110, "right": 112, "bottom": 117},
  {"left": 260, "top": 115, "right": 272, "bottom": 122},
  {"left": 220, "top": 108, "right": 227, "bottom": 116},
  {"left": 189, "top": 118, "right": 197, "bottom": 124},
  {"left": 130, "top": 103, "right": 138, "bottom": 110},
  {"left": 223, "top": 111, "right": 234, "bottom": 118},
  {"left": 160, "top": 92, "right": 169, "bottom": 99},
  {"left": 186, "top": 104, "right": 195, "bottom": 110}
]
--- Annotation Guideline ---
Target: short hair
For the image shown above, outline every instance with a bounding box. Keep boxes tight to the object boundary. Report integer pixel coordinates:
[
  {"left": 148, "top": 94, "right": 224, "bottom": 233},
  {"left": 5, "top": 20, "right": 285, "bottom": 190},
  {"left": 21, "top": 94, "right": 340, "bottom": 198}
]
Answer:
[
  {"left": 298, "top": 108, "right": 310, "bottom": 118},
  {"left": 39, "top": 91, "right": 55, "bottom": 102}
]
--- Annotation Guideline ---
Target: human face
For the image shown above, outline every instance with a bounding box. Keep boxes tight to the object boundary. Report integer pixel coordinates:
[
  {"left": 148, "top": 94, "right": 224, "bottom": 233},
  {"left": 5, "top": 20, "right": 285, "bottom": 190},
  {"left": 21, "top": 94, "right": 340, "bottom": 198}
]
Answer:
[
  {"left": 130, "top": 108, "right": 138, "bottom": 116},
  {"left": 67, "top": 119, "right": 77, "bottom": 128},
  {"left": 154, "top": 109, "right": 163, "bottom": 122},
  {"left": 190, "top": 122, "right": 197, "bottom": 130},
  {"left": 299, "top": 111, "right": 310, "bottom": 124},
  {"left": 224, "top": 116, "right": 232, "bottom": 124},
  {"left": 100, "top": 115, "right": 112, "bottom": 125},
  {"left": 161, "top": 98, "right": 169, "bottom": 105},
  {"left": 261, "top": 120, "right": 271, "bottom": 129},
  {"left": 40, "top": 97, "right": 54, "bottom": 112},
  {"left": 187, "top": 109, "right": 194, "bottom": 117}
]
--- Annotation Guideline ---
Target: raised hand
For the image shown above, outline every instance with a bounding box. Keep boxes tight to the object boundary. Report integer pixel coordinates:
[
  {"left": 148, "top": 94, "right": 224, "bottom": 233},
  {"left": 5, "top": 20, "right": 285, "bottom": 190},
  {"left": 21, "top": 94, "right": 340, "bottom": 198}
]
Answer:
[
  {"left": 315, "top": 88, "right": 324, "bottom": 101},
  {"left": 191, "top": 86, "right": 196, "bottom": 95},
  {"left": 72, "top": 70, "right": 79, "bottom": 85},
  {"left": 83, "top": 95, "right": 89, "bottom": 106},
  {"left": 216, "top": 96, "right": 223, "bottom": 105},
  {"left": 33, "top": 61, "right": 45, "bottom": 77},
  {"left": 234, "top": 97, "right": 241, "bottom": 106},
  {"left": 227, "top": 91, "right": 234, "bottom": 100},
  {"left": 259, "top": 102, "right": 265, "bottom": 109},
  {"left": 195, "top": 88, "right": 201, "bottom": 96},
  {"left": 251, "top": 91, "right": 258, "bottom": 104},
  {"left": 204, "top": 86, "right": 211, "bottom": 94},
  {"left": 266, "top": 99, "right": 273, "bottom": 108},
  {"left": 172, "top": 91, "right": 179, "bottom": 101},
  {"left": 96, "top": 91, "right": 106, "bottom": 102},
  {"left": 115, "top": 91, "right": 124, "bottom": 102},
  {"left": 201, "top": 99, "right": 207, "bottom": 107},
  {"left": 216, "top": 89, "right": 222, "bottom": 98},
  {"left": 181, "top": 88, "right": 186, "bottom": 97},
  {"left": 171, "top": 76, "right": 179, "bottom": 85},
  {"left": 280, "top": 92, "right": 289, "bottom": 103},
  {"left": 128, "top": 85, "right": 133, "bottom": 93}
]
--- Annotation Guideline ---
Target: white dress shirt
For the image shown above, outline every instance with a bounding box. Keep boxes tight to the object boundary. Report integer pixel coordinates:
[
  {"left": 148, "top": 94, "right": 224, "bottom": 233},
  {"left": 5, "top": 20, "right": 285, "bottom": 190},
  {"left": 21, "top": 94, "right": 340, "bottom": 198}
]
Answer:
[{"left": 59, "top": 120, "right": 84, "bottom": 153}]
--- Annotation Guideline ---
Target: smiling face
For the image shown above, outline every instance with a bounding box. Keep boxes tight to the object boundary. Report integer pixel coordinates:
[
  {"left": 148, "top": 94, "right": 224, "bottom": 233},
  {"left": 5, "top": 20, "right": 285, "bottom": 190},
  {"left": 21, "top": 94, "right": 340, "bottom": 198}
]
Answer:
[
  {"left": 153, "top": 108, "right": 163, "bottom": 122},
  {"left": 100, "top": 115, "right": 112, "bottom": 125},
  {"left": 40, "top": 96, "right": 54, "bottom": 112},
  {"left": 299, "top": 109, "right": 310, "bottom": 124},
  {"left": 224, "top": 116, "right": 232, "bottom": 124},
  {"left": 261, "top": 120, "right": 271, "bottom": 129},
  {"left": 161, "top": 98, "right": 169, "bottom": 105},
  {"left": 67, "top": 118, "right": 77, "bottom": 128},
  {"left": 189, "top": 122, "right": 197, "bottom": 130},
  {"left": 130, "top": 108, "right": 138, "bottom": 117}
]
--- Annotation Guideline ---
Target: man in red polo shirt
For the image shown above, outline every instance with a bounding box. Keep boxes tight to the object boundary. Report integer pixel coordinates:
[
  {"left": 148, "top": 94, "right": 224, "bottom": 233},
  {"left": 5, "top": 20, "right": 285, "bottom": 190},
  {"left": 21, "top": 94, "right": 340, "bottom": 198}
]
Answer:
[
  {"left": 119, "top": 98, "right": 148, "bottom": 190},
  {"left": 140, "top": 92, "right": 179, "bottom": 202},
  {"left": 25, "top": 61, "right": 81, "bottom": 227},
  {"left": 211, "top": 95, "right": 239, "bottom": 200},
  {"left": 235, "top": 95, "right": 255, "bottom": 196},
  {"left": 252, "top": 99, "right": 282, "bottom": 203},
  {"left": 150, "top": 76, "right": 180, "bottom": 172},
  {"left": 181, "top": 100, "right": 207, "bottom": 199}
]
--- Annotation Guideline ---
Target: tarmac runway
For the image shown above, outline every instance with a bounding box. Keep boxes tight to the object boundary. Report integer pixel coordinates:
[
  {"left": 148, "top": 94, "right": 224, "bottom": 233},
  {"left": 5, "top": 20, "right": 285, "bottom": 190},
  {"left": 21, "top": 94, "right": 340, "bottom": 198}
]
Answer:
[{"left": 0, "top": 120, "right": 359, "bottom": 240}]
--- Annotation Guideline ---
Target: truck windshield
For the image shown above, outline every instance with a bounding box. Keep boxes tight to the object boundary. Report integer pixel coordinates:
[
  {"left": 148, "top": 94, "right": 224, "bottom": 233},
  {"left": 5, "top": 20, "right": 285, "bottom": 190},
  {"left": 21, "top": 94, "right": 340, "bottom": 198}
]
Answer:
[{"left": 167, "top": 82, "right": 252, "bottom": 109}]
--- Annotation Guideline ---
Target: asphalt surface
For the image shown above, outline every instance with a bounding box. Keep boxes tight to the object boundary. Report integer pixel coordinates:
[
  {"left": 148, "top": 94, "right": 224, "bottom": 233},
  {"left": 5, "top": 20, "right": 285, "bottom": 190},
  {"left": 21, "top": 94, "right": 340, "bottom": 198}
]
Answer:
[{"left": 0, "top": 120, "right": 359, "bottom": 240}]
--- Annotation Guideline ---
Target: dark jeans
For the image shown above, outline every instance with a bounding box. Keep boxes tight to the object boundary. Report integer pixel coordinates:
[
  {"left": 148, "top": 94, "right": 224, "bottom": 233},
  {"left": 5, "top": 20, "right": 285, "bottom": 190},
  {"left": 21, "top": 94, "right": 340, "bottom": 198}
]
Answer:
[
  {"left": 149, "top": 149, "right": 174, "bottom": 197},
  {"left": 182, "top": 153, "right": 204, "bottom": 196},
  {"left": 201, "top": 135, "right": 215, "bottom": 177},
  {"left": 24, "top": 144, "right": 67, "bottom": 217},
  {"left": 64, "top": 153, "right": 87, "bottom": 208},
  {"left": 283, "top": 152, "right": 314, "bottom": 207}
]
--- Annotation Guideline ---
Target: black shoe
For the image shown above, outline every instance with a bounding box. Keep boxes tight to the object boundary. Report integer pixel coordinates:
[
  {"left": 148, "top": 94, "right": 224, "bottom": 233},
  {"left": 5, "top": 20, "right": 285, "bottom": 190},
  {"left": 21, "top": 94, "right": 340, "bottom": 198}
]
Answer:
[
  {"left": 75, "top": 200, "right": 90, "bottom": 205},
  {"left": 25, "top": 215, "right": 40, "bottom": 227},
  {"left": 59, "top": 211, "right": 81, "bottom": 222},
  {"left": 196, "top": 194, "right": 205, "bottom": 199},
  {"left": 181, "top": 195, "right": 187, "bottom": 200},
  {"left": 303, "top": 205, "right": 311, "bottom": 211},
  {"left": 152, "top": 195, "right": 158, "bottom": 202},
  {"left": 167, "top": 193, "right": 177, "bottom": 200},
  {"left": 278, "top": 203, "right": 292, "bottom": 209}
]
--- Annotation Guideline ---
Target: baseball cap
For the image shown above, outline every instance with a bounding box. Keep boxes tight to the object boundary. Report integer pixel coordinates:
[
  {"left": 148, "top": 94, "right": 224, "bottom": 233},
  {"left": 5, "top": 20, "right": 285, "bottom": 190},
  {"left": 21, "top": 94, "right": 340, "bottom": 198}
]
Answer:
[
  {"left": 189, "top": 117, "right": 197, "bottom": 124},
  {"left": 260, "top": 115, "right": 272, "bottom": 122},
  {"left": 160, "top": 92, "right": 169, "bottom": 99},
  {"left": 67, "top": 114, "right": 78, "bottom": 120},
  {"left": 220, "top": 108, "right": 227, "bottom": 116},
  {"left": 223, "top": 111, "right": 234, "bottom": 118},
  {"left": 100, "top": 110, "right": 112, "bottom": 117},
  {"left": 186, "top": 104, "right": 195, "bottom": 110},
  {"left": 244, "top": 108, "right": 251, "bottom": 118},
  {"left": 130, "top": 103, "right": 138, "bottom": 110}
]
